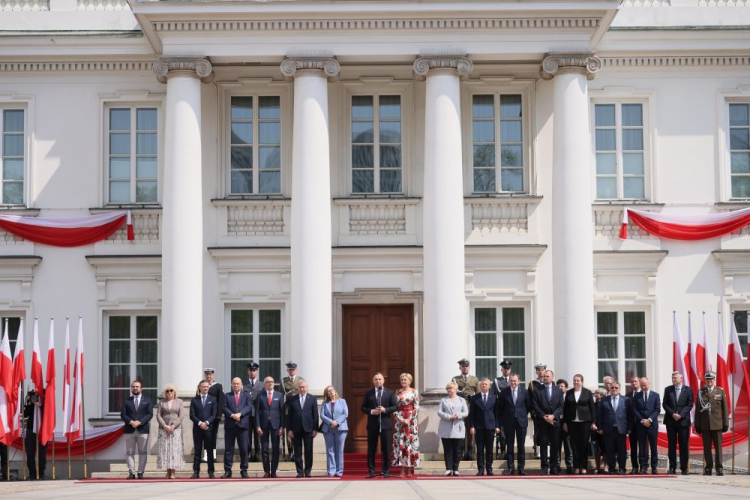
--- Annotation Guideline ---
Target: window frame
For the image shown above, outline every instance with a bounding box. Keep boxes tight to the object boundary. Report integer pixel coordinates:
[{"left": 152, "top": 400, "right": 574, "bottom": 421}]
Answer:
[
  {"left": 728, "top": 102, "right": 750, "bottom": 200},
  {"left": 0, "top": 105, "right": 28, "bottom": 206},
  {"left": 0, "top": 315, "right": 23, "bottom": 357},
  {"left": 732, "top": 309, "right": 749, "bottom": 363},
  {"left": 595, "top": 308, "right": 650, "bottom": 389},
  {"left": 471, "top": 304, "right": 529, "bottom": 383},
  {"left": 225, "top": 306, "right": 283, "bottom": 390}
]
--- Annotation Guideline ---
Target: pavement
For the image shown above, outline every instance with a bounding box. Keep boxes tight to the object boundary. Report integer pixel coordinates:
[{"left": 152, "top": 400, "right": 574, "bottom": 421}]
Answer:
[{"left": 2, "top": 475, "right": 750, "bottom": 500}]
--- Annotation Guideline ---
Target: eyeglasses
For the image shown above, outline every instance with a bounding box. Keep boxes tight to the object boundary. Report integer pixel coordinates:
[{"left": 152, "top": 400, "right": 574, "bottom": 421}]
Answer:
[{"left": 166, "top": 389, "right": 174, "bottom": 392}]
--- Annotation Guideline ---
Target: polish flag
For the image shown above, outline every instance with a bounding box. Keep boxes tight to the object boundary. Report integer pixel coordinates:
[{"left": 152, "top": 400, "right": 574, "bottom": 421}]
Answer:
[
  {"left": 728, "top": 317, "right": 750, "bottom": 431},
  {"left": 40, "top": 319, "right": 56, "bottom": 446},
  {"left": 0, "top": 323, "right": 13, "bottom": 444},
  {"left": 31, "top": 319, "right": 44, "bottom": 434},
  {"left": 695, "top": 313, "right": 708, "bottom": 386},
  {"left": 672, "top": 312, "right": 689, "bottom": 380},
  {"left": 11, "top": 319, "right": 25, "bottom": 440},
  {"left": 686, "top": 313, "right": 700, "bottom": 407},
  {"left": 62, "top": 319, "right": 71, "bottom": 440},
  {"left": 715, "top": 314, "right": 731, "bottom": 414},
  {"left": 67, "top": 318, "right": 84, "bottom": 442}
]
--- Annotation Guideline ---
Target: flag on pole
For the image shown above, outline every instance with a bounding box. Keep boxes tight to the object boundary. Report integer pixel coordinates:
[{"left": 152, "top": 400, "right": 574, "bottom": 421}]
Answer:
[
  {"left": 687, "top": 312, "right": 700, "bottom": 408},
  {"left": 728, "top": 317, "right": 750, "bottom": 429},
  {"left": 31, "top": 318, "right": 44, "bottom": 434},
  {"left": 67, "top": 318, "right": 84, "bottom": 442},
  {"left": 11, "top": 319, "right": 25, "bottom": 440},
  {"left": 716, "top": 313, "right": 730, "bottom": 414},
  {"left": 0, "top": 322, "right": 13, "bottom": 444},
  {"left": 695, "top": 313, "right": 707, "bottom": 387},
  {"left": 62, "top": 319, "right": 72, "bottom": 440},
  {"left": 673, "top": 312, "right": 689, "bottom": 379},
  {"left": 701, "top": 312, "right": 713, "bottom": 374},
  {"left": 40, "top": 319, "right": 56, "bottom": 446}
]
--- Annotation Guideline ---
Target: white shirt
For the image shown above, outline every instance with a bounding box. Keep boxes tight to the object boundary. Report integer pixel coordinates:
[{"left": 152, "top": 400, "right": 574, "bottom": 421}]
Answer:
[{"left": 573, "top": 390, "right": 582, "bottom": 421}]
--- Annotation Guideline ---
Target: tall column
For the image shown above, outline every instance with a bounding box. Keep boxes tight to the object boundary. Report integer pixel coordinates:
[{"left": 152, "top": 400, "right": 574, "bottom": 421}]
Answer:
[
  {"left": 414, "top": 55, "right": 473, "bottom": 391},
  {"left": 541, "top": 53, "right": 602, "bottom": 383},
  {"left": 153, "top": 58, "right": 213, "bottom": 396},
  {"left": 281, "top": 57, "right": 340, "bottom": 393}
]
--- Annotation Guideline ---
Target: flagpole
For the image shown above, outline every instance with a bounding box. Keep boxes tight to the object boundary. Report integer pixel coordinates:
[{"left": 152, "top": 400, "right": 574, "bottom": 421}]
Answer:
[
  {"left": 67, "top": 439, "right": 71, "bottom": 480},
  {"left": 730, "top": 311, "right": 735, "bottom": 475},
  {"left": 21, "top": 381, "right": 26, "bottom": 481},
  {"left": 80, "top": 316, "right": 87, "bottom": 479},
  {"left": 51, "top": 316, "right": 56, "bottom": 481},
  {"left": 4, "top": 318, "right": 9, "bottom": 482},
  {"left": 65, "top": 316, "right": 71, "bottom": 480}
]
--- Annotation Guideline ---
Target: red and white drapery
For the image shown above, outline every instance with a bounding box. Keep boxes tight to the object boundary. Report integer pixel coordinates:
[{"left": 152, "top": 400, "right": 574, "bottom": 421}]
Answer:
[
  {"left": 12, "top": 423, "right": 124, "bottom": 456},
  {"left": 619, "top": 207, "right": 750, "bottom": 241},
  {"left": 0, "top": 211, "right": 133, "bottom": 247}
]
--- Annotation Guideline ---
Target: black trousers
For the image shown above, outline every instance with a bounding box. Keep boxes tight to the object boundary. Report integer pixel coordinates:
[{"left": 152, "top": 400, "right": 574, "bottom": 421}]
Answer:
[
  {"left": 537, "top": 421, "right": 560, "bottom": 471},
  {"left": 24, "top": 432, "right": 47, "bottom": 478},
  {"left": 209, "top": 418, "right": 220, "bottom": 452},
  {"left": 604, "top": 431, "right": 628, "bottom": 472},
  {"left": 637, "top": 425, "right": 658, "bottom": 470},
  {"left": 568, "top": 422, "right": 591, "bottom": 470},
  {"left": 0, "top": 443, "right": 7, "bottom": 480},
  {"left": 441, "top": 438, "right": 462, "bottom": 472},
  {"left": 193, "top": 427, "right": 214, "bottom": 474},
  {"left": 629, "top": 428, "right": 639, "bottom": 470},
  {"left": 504, "top": 423, "right": 527, "bottom": 471},
  {"left": 293, "top": 430, "right": 314, "bottom": 475},
  {"left": 367, "top": 428, "right": 391, "bottom": 474},
  {"left": 557, "top": 430, "right": 574, "bottom": 470},
  {"left": 250, "top": 415, "right": 261, "bottom": 457},
  {"left": 666, "top": 424, "right": 690, "bottom": 472},
  {"left": 260, "top": 425, "right": 281, "bottom": 473},
  {"left": 224, "top": 426, "right": 249, "bottom": 473},
  {"left": 475, "top": 429, "right": 495, "bottom": 473}
]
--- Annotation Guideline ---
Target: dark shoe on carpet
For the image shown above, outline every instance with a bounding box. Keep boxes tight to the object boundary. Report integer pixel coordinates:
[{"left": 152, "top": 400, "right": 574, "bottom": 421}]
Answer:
[
  {"left": 382, "top": 473, "right": 391, "bottom": 478},
  {"left": 667, "top": 469, "right": 676, "bottom": 475},
  {"left": 221, "top": 472, "right": 232, "bottom": 479},
  {"left": 717, "top": 470, "right": 724, "bottom": 476},
  {"left": 487, "top": 470, "right": 494, "bottom": 476},
  {"left": 296, "top": 473, "right": 304, "bottom": 478},
  {"left": 704, "top": 471, "right": 712, "bottom": 476},
  {"left": 208, "top": 473, "right": 215, "bottom": 479},
  {"left": 127, "top": 473, "right": 135, "bottom": 480},
  {"left": 305, "top": 472, "right": 312, "bottom": 478},
  {"left": 651, "top": 468, "right": 658, "bottom": 475},
  {"left": 566, "top": 468, "right": 574, "bottom": 475},
  {"left": 366, "top": 472, "right": 376, "bottom": 478},
  {"left": 240, "top": 471, "right": 249, "bottom": 479},
  {"left": 263, "top": 473, "right": 270, "bottom": 478},
  {"left": 190, "top": 473, "right": 199, "bottom": 479},
  {"left": 271, "top": 472, "right": 278, "bottom": 478},
  {"left": 541, "top": 468, "right": 549, "bottom": 476},
  {"left": 137, "top": 473, "right": 144, "bottom": 480},
  {"left": 476, "top": 470, "right": 484, "bottom": 476},
  {"left": 639, "top": 469, "right": 647, "bottom": 475},
  {"left": 504, "top": 469, "right": 515, "bottom": 476},
  {"left": 518, "top": 471, "right": 527, "bottom": 476},
  {"left": 550, "top": 470, "right": 560, "bottom": 476},
  {"left": 629, "top": 469, "right": 639, "bottom": 475},
  {"left": 680, "top": 471, "right": 688, "bottom": 476}
]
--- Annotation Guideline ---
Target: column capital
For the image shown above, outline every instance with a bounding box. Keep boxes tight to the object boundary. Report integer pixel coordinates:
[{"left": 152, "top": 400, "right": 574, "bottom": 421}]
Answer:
[
  {"left": 412, "top": 55, "right": 473, "bottom": 81},
  {"left": 152, "top": 57, "right": 214, "bottom": 84},
  {"left": 280, "top": 57, "right": 341, "bottom": 81},
  {"left": 540, "top": 53, "right": 602, "bottom": 81}
]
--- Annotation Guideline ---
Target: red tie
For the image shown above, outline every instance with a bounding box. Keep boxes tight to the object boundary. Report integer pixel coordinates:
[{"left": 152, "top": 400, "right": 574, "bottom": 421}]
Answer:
[
  {"left": 235, "top": 393, "right": 240, "bottom": 406},
  {"left": 268, "top": 391, "right": 273, "bottom": 406}
]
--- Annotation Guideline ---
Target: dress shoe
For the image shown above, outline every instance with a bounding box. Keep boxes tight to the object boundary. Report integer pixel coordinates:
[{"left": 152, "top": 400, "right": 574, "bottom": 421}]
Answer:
[
  {"left": 566, "top": 468, "right": 574, "bottom": 475},
  {"left": 137, "top": 473, "right": 144, "bottom": 480},
  {"left": 453, "top": 471, "right": 460, "bottom": 476},
  {"left": 499, "top": 453, "right": 508, "bottom": 460},
  {"left": 190, "top": 473, "right": 200, "bottom": 479},
  {"left": 541, "top": 468, "right": 549, "bottom": 476},
  {"left": 208, "top": 473, "right": 215, "bottom": 479},
  {"left": 504, "top": 469, "right": 515, "bottom": 476},
  {"left": 717, "top": 470, "right": 724, "bottom": 476},
  {"left": 271, "top": 472, "right": 278, "bottom": 478},
  {"left": 651, "top": 468, "right": 658, "bottom": 475},
  {"left": 240, "top": 471, "right": 249, "bottom": 479},
  {"left": 619, "top": 470, "right": 627, "bottom": 475},
  {"left": 486, "top": 470, "right": 494, "bottom": 476},
  {"left": 305, "top": 472, "right": 312, "bottom": 478},
  {"left": 221, "top": 472, "right": 233, "bottom": 479},
  {"left": 382, "top": 473, "right": 391, "bottom": 478},
  {"left": 639, "top": 469, "right": 647, "bottom": 475},
  {"left": 680, "top": 471, "right": 688, "bottom": 476},
  {"left": 629, "top": 469, "right": 639, "bottom": 475},
  {"left": 667, "top": 469, "right": 676, "bottom": 475},
  {"left": 704, "top": 471, "right": 712, "bottom": 476},
  {"left": 518, "top": 471, "right": 527, "bottom": 476},
  {"left": 127, "top": 473, "right": 136, "bottom": 480},
  {"left": 476, "top": 470, "right": 485, "bottom": 476},
  {"left": 366, "top": 472, "right": 376, "bottom": 478},
  {"left": 296, "top": 473, "right": 304, "bottom": 478},
  {"left": 263, "top": 472, "right": 271, "bottom": 478},
  {"left": 550, "top": 470, "right": 560, "bottom": 476}
]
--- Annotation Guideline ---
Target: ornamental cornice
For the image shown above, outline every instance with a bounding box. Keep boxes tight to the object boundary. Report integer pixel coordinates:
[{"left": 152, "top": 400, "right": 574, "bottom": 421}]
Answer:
[
  {"left": 601, "top": 56, "right": 750, "bottom": 68},
  {"left": 279, "top": 57, "right": 340, "bottom": 81},
  {"left": 152, "top": 57, "right": 214, "bottom": 84},
  {"left": 0, "top": 61, "right": 155, "bottom": 72},
  {"left": 540, "top": 53, "right": 602, "bottom": 81},
  {"left": 412, "top": 55, "right": 473, "bottom": 81}
]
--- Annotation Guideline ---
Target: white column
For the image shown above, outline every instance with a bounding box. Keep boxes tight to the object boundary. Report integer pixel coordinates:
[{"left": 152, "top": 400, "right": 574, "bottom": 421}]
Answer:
[
  {"left": 542, "top": 53, "right": 601, "bottom": 383},
  {"left": 414, "top": 56, "right": 473, "bottom": 391},
  {"left": 281, "top": 57, "right": 340, "bottom": 393},
  {"left": 153, "top": 58, "right": 213, "bottom": 396}
]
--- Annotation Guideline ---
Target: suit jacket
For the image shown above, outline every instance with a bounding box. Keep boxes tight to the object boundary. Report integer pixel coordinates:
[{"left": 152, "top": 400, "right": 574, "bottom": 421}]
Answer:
[
  {"left": 498, "top": 386, "right": 531, "bottom": 429},
  {"left": 437, "top": 396, "right": 469, "bottom": 439},
  {"left": 208, "top": 382, "right": 225, "bottom": 422},
  {"left": 287, "top": 394, "right": 319, "bottom": 434},
  {"left": 633, "top": 390, "right": 661, "bottom": 428},
  {"left": 320, "top": 398, "right": 349, "bottom": 433},
  {"left": 361, "top": 387, "right": 399, "bottom": 432},
  {"left": 531, "top": 384, "right": 564, "bottom": 426},
  {"left": 695, "top": 386, "right": 729, "bottom": 432},
  {"left": 223, "top": 391, "right": 253, "bottom": 430},
  {"left": 255, "top": 389, "right": 286, "bottom": 431},
  {"left": 156, "top": 398, "right": 184, "bottom": 429},
  {"left": 120, "top": 395, "right": 154, "bottom": 434},
  {"left": 596, "top": 395, "right": 633, "bottom": 435},
  {"left": 190, "top": 394, "right": 217, "bottom": 427},
  {"left": 244, "top": 378, "right": 264, "bottom": 415},
  {"left": 469, "top": 392, "right": 500, "bottom": 430},
  {"left": 562, "top": 387, "right": 596, "bottom": 423},
  {"left": 662, "top": 385, "right": 693, "bottom": 428},
  {"left": 492, "top": 376, "right": 510, "bottom": 397}
]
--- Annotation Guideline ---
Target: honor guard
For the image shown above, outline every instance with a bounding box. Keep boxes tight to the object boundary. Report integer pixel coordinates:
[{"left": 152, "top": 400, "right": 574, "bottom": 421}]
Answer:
[
  {"left": 493, "top": 360, "right": 513, "bottom": 460},
  {"left": 244, "top": 362, "right": 263, "bottom": 462},
  {"left": 528, "top": 362, "right": 547, "bottom": 460},
  {"left": 282, "top": 361, "right": 300, "bottom": 461},
  {"left": 203, "top": 368, "right": 224, "bottom": 462},
  {"left": 695, "top": 371, "right": 729, "bottom": 476},
  {"left": 452, "top": 358, "right": 480, "bottom": 461}
]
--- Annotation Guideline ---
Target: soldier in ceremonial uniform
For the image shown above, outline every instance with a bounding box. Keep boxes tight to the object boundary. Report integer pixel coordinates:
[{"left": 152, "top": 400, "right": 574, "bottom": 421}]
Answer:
[
  {"left": 204, "top": 368, "right": 225, "bottom": 462},
  {"left": 695, "top": 371, "right": 729, "bottom": 476},
  {"left": 452, "top": 358, "right": 480, "bottom": 460},
  {"left": 528, "top": 362, "right": 546, "bottom": 459},
  {"left": 244, "top": 362, "right": 264, "bottom": 462},
  {"left": 282, "top": 361, "right": 300, "bottom": 461},
  {"left": 493, "top": 360, "right": 513, "bottom": 460}
]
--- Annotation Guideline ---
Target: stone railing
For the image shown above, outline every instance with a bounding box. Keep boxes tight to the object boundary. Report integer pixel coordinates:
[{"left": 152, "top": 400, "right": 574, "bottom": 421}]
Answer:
[
  {"left": 466, "top": 197, "right": 539, "bottom": 235},
  {"left": 699, "top": 1, "right": 750, "bottom": 6},
  {"left": 102, "top": 210, "right": 161, "bottom": 243},
  {"left": 621, "top": 0, "right": 671, "bottom": 6},
  {"left": 0, "top": 0, "right": 48, "bottom": 10},
  {"left": 0, "top": 229, "right": 26, "bottom": 245},
  {"left": 335, "top": 198, "right": 419, "bottom": 236},
  {"left": 593, "top": 204, "right": 659, "bottom": 240},
  {"left": 77, "top": 0, "right": 130, "bottom": 10},
  {"left": 717, "top": 203, "right": 750, "bottom": 237},
  {"left": 217, "top": 199, "right": 290, "bottom": 237}
]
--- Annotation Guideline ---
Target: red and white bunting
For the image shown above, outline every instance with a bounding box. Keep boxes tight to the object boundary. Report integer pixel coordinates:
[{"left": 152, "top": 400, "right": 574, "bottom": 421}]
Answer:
[
  {"left": 0, "top": 211, "right": 133, "bottom": 247},
  {"left": 619, "top": 206, "right": 750, "bottom": 241}
]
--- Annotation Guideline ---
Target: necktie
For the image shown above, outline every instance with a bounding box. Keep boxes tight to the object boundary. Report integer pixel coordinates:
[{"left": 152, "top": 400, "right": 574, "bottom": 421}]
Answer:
[
  {"left": 202, "top": 395, "right": 206, "bottom": 407},
  {"left": 676, "top": 387, "right": 680, "bottom": 398},
  {"left": 301, "top": 395, "right": 305, "bottom": 408},
  {"left": 250, "top": 380, "right": 254, "bottom": 389},
  {"left": 483, "top": 393, "right": 487, "bottom": 405},
  {"left": 645, "top": 391, "right": 648, "bottom": 403},
  {"left": 235, "top": 393, "right": 240, "bottom": 406},
  {"left": 268, "top": 391, "right": 273, "bottom": 406},
  {"left": 512, "top": 390, "right": 517, "bottom": 404},
  {"left": 613, "top": 396, "right": 618, "bottom": 412},
  {"left": 135, "top": 397, "right": 140, "bottom": 411},
  {"left": 547, "top": 385, "right": 552, "bottom": 400},
  {"left": 377, "top": 388, "right": 382, "bottom": 407}
]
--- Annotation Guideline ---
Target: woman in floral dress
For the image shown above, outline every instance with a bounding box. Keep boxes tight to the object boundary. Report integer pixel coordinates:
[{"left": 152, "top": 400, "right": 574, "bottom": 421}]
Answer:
[{"left": 392, "top": 373, "right": 420, "bottom": 477}]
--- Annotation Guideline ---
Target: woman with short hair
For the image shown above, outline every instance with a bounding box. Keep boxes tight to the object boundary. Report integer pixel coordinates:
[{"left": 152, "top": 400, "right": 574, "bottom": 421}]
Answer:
[
  {"left": 437, "top": 381, "right": 469, "bottom": 476},
  {"left": 156, "top": 383, "right": 185, "bottom": 478}
]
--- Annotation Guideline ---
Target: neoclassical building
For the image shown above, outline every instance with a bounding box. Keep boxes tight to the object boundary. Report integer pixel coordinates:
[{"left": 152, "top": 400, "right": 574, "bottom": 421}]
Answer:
[{"left": 1, "top": 0, "right": 749, "bottom": 458}]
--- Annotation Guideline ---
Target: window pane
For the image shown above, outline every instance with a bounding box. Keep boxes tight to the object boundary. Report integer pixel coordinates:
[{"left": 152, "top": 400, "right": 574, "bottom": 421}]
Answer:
[
  {"left": 625, "top": 336, "right": 646, "bottom": 359},
  {"left": 476, "top": 359, "right": 496, "bottom": 382},
  {"left": 352, "top": 122, "right": 374, "bottom": 143},
  {"left": 3, "top": 183, "right": 22, "bottom": 205},
  {"left": 110, "top": 108, "right": 130, "bottom": 130},
  {"left": 110, "top": 158, "right": 130, "bottom": 179},
  {"left": 500, "top": 95, "right": 522, "bottom": 118},
  {"left": 136, "top": 340, "right": 157, "bottom": 363},
  {"left": 109, "top": 181, "right": 130, "bottom": 203},
  {"left": 625, "top": 361, "right": 646, "bottom": 382},
  {"left": 232, "top": 310, "right": 253, "bottom": 333},
  {"left": 136, "top": 365, "right": 157, "bottom": 389},
  {"left": 473, "top": 121, "right": 494, "bottom": 143},
  {"left": 3, "top": 110, "right": 24, "bottom": 132},
  {"left": 379, "top": 95, "right": 401, "bottom": 119},
  {"left": 475, "top": 333, "right": 496, "bottom": 357},
  {"left": 352, "top": 96, "right": 374, "bottom": 118},
  {"left": 511, "top": 359, "right": 526, "bottom": 382},
  {"left": 109, "top": 340, "right": 130, "bottom": 363},
  {"left": 231, "top": 147, "right": 253, "bottom": 170},
  {"left": 622, "top": 129, "right": 643, "bottom": 151},
  {"left": 621, "top": 104, "right": 643, "bottom": 127},
  {"left": 110, "top": 316, "right": 130, "bottom": 338},
  {"left": 500, "top": 121, "right": 522, "bottom": 143},
  {"left": 231, "top": 361, "right": 247, "bottom": 380},
  {"left": 624, "top": 312, "right": 645, "bottom": 334},
  {"left": 136, "top": 108, "right": 157, "bottom": 130},
  {"left": 231, "top": 171, "right": 252, "bottom": 194},
  {"left": 259, "top": 146, "right": 280, "bottom": 170},
  {"left": 259, "top": 310, "right": 281, "bottom": 333},
  {"left": 475, "top": 308, "right": 496, "bottom": 332},
  {"left": 2, "top": 135, "right": 23, "bottom": 157},
  {"left": 109, "top": 389, "right": 129, "bottom": 413},
  {"left": 3, "top": 159, "right": 23, "bottom": 181},
  {"left": 623, "top": 177, "right": 645, "bottom": 199},
  {"left": 503, "top": 332, "right": 525, "bottom": 357},
  {"left": 136, "top": 181, "right": 157, "bottom": 202},
  {"left": 598, "top": 361, "right": 618, "bottom": 382},
  {"left": 595, "top": 129, "right": 615, "bottom": 151},
  {"left": 380, "top": 170, "right": 402, "bottom": 193},
  {"left": 502, "top": 308, "right": 524, "bottom": 331},
  {"left": 259, "top": 335, "right": 281, "bottom": 358},
  {"left": 596, "top": 153, "right": 616, "bottom": 175},
  {"left": 500, "top": 145, "right": 522, "bottom": 167},
  {"left": 472, "top": 95, "right": 494, "bottom": 119},
  {"left": 473, "top": 145, "right": 494, "bottom": 167},
  {"left": 231, "top": 96, "right": 253, "bottom": 120},
  {"left": 473, "top": 169, "right": 495, "bottom": 192},
  {"left": 597, "top": 312, "right": 617, "bottom": 335},
  {"left": 731, "top": 129, "right": 750, "bottom": 150},
  {"left": 380, "top": 145, "right": 401, "bottom": 169},
  {"left": 597, "top": 336, "right": 618, "bottom": 359},
  {"left": 595, "top": 104, "right": 615, "bottom": 127},
  {"left": 501, "top": 168, "right": 523, "bottom": 192},
  {"left": 623, "top": 153, "right": 644, "bottom": 175},
  {"left": 260, "top": 360, "right": 281, "bottom": 385},
  {"left": 109, "top": 133, "right": 130, "bottom": 155},
  {"left": 259, "top": 96, "right": 280, "bottom": 119},
  {"left": 380, "top": 121, "right": 402, "bottom": 143},
  {"left": 596, "top": 178, "right": 616, "bottom": 199},
  {"left": 352, "top": 145, "right": 374, "bottom": 169},
  {"left": 352, "top": 170, "right": 374, "bottom": 193},
  {"left": 735, "top": 311, "right": 748, "bottom": 333},
  {"left": 231, "top": 335, "right": 253, "bottom": 359},
  {"left": 732, "top": 177, "right": 750, "bottom": 198},
  {"left": 259, "top": 122, "right": 280, "bottom": 144},
  {"left": 259, "top": 171, "right": 280, "bottom": 193},
  {"left": 231, "top": 122, "right": 253, "bottom": 145},
  {"left": 730, "top": 104, "right": 749, "bottom": 127},
  {"left": 731, "top": 152, "right": 750, "bottom": 174},
  {"left": 136, "top": 157, "right": 157, "bottom": 179},
  {"left": 136, "top": 316, "right": 158, "bottom": 339}
]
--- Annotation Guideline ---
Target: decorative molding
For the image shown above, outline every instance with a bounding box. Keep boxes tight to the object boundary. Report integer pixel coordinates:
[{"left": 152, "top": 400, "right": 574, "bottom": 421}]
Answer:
[
  {"left": 0, "top": 0, "right": 48, "bottom": 11},
  {"left": 540, "top": 53, "right": 602, "bottom": 81},
  {"left": 279, "top": 57, "right": 340, "bottom": 81},
  {"left": 152, "top": 58, "right": 214, "bottom": 84},
  {"left": 77, "top": 0, "right": 130, "bottom": 10},
  {"left": 0, "top": 61, "right": 155, "bottom": 72},
  {"left": 212, "top": 199, "right": 290, "bottom": 237},
  {"left": 621, "top": 0, "right": 671, "bottom": 6},
  {"left": 600, "top": 56, "right": 750, "bottom": 68},
  {"left": 0, "top": 256, "right": 42, "bottom": 304},
  {"left": 699, "top": 1, "right": 750, "bottom": 6},
  {"left": 466, "top": 197, "right": 540, "bottom": 235},
  {"left": 412, "top": 55, "right": 473, "bottom": 81},
  {"left": 593, "top": 204, "right": 662, "bottom": 240}
]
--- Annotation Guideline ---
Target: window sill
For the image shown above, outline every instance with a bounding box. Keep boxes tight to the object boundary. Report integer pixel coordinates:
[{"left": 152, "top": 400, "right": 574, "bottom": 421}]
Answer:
[
  {"left": 465, "top": 193, "right": 542, "bottom": 200},
  {"left": 216, "top": 195, "right": 288, "bottom": 201},
  {"left": 93, "top": 205, "right": 163, "bottom": 211},
  {"left": 0, "top": 207, "right": 39, "bottom": 215},
  {"left": 334, "top": 195, "right": 420, "bottom": 201},
  {"left": 592, "top": 200, "right": 663, "bottom": 206},
  {"left": 717, "top": 200, "right": 750, "bottom": 208}
]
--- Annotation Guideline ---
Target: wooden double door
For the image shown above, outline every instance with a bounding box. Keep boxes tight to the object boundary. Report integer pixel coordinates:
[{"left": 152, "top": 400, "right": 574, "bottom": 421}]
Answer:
[{"left": 342, "top": 304, "right": 414, "bottom": 453}]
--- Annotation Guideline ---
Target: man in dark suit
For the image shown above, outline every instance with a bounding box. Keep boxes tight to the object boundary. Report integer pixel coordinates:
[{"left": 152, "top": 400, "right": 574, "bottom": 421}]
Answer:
[
  {"left": 361, "top": 372, "right": 399, "bottom": 478},
  {"left": 663, "top": 371, "right": 693, "bottom": 475},
  {"left": 493, "top": 360, "right": 513, "bottom": 460},
  {"left": 531, "top": 370, "right": 564, "bottom": 475},
  {"left": 190, "top": 380, "right": 218, "bottom": 478},
  {"left": 625, "top": 376, "right": 641, "bottom": 474},
  {"left": 23, "top": 391, "right": 47, "bottom": 479},
  {"left": 255, "top": 376, "right": 286, "bottom": 478},
  {"left": 633, "top": 377, "right": 661, "bottom": 474},
  {"left": 204, "top": 368, "right": 224, "bottom": 462},
  {"left": 498, "top": 373, "right": 531, "bottom": 475},
  {"left": 470, "top": 378, "right": 501, "bottom": 476},
  {"left": 222, "top": 377, "right": 253, "bottom": 478},
  {"left": 596, "top": 380, "right": 633, "bottom": 474},
  {"left": 120, "top": 380, "right": 154, "bottom": 479},
  {"left": 244, "top": 362, "right": 264, "bottom": 462},
  {"left": 286, "top": 378, "right": 319, "bottom": 477}
]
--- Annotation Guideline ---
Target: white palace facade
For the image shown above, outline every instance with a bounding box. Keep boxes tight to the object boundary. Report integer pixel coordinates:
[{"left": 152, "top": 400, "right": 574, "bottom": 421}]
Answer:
[{"left": 1, "top": 0, "right": 750, "bottom": 457}]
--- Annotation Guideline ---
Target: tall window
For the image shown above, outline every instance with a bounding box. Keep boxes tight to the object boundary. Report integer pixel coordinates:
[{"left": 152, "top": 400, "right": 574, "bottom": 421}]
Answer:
[
  {"left": 734, "top": 310, "right": 749, "bottom": 361},
  {"left": 730, "top": 103, "right": 750, "bottom": 198},
  {"left": 1, "top": 316, "right": 22, "bottom": 356},
  {"left": 474, "top": 307, "right": 526, "bottom": 382},
  {"left": 107, "top": 315, "right": 158, "bottom": 413},
  {"left": 1, "top": 109, "right": 24, "bottom": 205},
  {"left": 230, "top": 96, "right": 281, "bottom": 195},
  {"left": 596, "top": 311, "right": 647, "bottom": 388},
  {"left": 594, "top": 103, "right": 646, "bottom": 200},
  {"left": 108, "top": 107, "right": 158, "bottom": 204},
  {"left": 229, "top": 309, "right": 282, "bottom": 387},
  {"left": 471, "top": 94, "right": 524, "bottom": 193},
  {"left": 351, "top": 95, "right": 402, "bottom": 194}
]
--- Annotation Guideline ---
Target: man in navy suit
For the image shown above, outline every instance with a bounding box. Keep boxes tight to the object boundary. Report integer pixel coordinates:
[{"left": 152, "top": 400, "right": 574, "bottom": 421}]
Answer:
[
  {"left": 190, "top": 380, "right": 218, "bottom": 478},
  {"left": 633, "top": 377, "right": 661, "bottom": 474},
  {"left": 470, "top": 378, "right": 501, "bottom": 476},
  {"left": 286, "top": 378, "right": 319, "bottom": 477},
  {"left": 596, "top": 380, "right": 633, "bottom": 474},
  {"left": 244, "top": 362, "right": 264, "bottom": 462},
  {"left": 498, "top": 374, "right": 531, "bottom": 475},
  {"left": 120, "top": 380, "right": 154, "bottom": 479},
  {"left": 663, "top": 371, "right": 693, "bottom": 475},
  {"left": 255, "top": 376, "right": 286, "bottom": 478},
  {"left": 222, "top": 377, "right": 253, "bottom": 478},
  {"left": 361, "top": 372, "right": 399, "bottom": 478},
  {"left": 531, "top": 370, "right": 564, "bottom": 475}
]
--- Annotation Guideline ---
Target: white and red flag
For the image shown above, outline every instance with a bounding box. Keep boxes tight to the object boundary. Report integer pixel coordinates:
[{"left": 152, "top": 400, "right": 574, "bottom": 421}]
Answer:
[
  {"left": 62, "top": 319, "right": 71, "bottom": 440},
  {"left": 687, "top": 312, "right": 700, "bottom": 404},
  {"left": 672, "top": 312, "right": 689, "bottom": 380},
  {"left": 716, "top": 313, "right": 731, "bottom": 413},
  {"left": 0, "top": 322, "right": 13, "bottom": 444},
  {"left": 619, "top": 206, "right": 750, "bottom": 240},
  {"left": 701, "top": 312, "right": 712, "bottom": 375},
  {"left": 31, "top": 318, "right": 44, "bottom": 434},
  {"left": 67, "top": 317, "right": 84, "bottom": 442},
  {"left": 11, "top": 319, "right": 25, "bottom": 439},
  {"left": 40, "top": 319, "right": 56, "bottom": 446},
  {"left": 0, "top": 211, "right": 133, "bottom": 247},
  {"left": 728, "top": 317, "right": 750, "bottom": 432}
]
